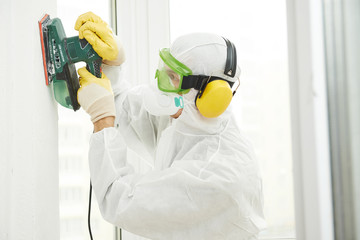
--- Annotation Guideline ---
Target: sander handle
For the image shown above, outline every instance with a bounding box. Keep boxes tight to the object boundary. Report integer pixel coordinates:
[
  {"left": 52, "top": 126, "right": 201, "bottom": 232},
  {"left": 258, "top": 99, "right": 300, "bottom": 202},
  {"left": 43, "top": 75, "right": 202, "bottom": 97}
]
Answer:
[
  {"left": 66, "top": 37, "right": 102, "bottom": 78},
  {"left": 86, "top": 58, "right": 102, "bottom": 78}
]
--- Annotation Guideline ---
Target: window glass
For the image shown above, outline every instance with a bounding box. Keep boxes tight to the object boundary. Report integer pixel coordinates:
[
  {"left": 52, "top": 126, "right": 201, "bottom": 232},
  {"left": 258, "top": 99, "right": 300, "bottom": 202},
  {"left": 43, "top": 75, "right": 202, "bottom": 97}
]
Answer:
[
  {"left": 57, "top": 1, "right": 114, "bottom": 239},
  {"left": 169, "top": 0, "right": 295, "bottom": 238}
]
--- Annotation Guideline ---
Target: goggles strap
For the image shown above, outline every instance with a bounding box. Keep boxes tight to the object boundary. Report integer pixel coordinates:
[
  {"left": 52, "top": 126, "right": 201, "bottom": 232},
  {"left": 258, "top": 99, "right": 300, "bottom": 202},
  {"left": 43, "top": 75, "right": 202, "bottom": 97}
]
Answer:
[
  {"left": 181, "top": 75, "right": 208, "bottom": 90},
  {"left": 181, "top": 75, "right": 234, "bottom": 91}
]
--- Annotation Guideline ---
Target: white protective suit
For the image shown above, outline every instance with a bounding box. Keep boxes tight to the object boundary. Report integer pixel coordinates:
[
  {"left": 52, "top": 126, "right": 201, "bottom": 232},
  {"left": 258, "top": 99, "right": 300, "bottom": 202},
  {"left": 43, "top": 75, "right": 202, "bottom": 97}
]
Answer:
[{"left": 89, "top": 33, "right": 266, "bottom": 240}]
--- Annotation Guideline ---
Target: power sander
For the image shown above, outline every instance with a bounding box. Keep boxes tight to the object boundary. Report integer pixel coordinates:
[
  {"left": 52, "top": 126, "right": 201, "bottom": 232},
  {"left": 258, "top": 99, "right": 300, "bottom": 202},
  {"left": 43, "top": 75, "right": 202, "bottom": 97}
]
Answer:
[{"left": 38, "top": 14, "right": 102, "bottom": 111}]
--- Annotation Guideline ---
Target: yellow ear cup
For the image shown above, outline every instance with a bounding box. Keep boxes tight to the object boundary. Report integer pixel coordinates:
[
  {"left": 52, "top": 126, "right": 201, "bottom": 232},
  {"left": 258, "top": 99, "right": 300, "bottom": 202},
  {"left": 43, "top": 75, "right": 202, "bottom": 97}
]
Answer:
[{"left": 196, "top": 80, "right": 233, "bottom": 118}]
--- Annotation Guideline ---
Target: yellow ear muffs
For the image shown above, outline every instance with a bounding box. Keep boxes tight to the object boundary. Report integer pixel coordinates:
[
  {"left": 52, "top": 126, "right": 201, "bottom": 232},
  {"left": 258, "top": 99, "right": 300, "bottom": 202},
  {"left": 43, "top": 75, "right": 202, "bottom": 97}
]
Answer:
[{"left": 196, "top": 80, "right": 233, "bottom": 118}]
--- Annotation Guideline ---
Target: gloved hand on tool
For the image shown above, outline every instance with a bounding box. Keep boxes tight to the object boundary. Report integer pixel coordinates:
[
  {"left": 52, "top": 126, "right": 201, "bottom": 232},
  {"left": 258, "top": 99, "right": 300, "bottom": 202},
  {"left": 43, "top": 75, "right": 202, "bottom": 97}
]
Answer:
[
  {"left": 75, "top": 12, "right": 126, "bottom": 131},
  {"left": 75, "top": 11, "right": 125, "bottom": 66},
  {"left": 77, "top": 67, "right": 115, "bottom": 130}
]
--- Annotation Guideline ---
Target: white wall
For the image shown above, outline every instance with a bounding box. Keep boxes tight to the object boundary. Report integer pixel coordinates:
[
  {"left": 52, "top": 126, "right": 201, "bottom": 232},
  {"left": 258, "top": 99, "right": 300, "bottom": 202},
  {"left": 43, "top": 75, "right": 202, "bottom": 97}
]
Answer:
[{"left": 0, "top": 0, "right": 59, "bottom": 239}]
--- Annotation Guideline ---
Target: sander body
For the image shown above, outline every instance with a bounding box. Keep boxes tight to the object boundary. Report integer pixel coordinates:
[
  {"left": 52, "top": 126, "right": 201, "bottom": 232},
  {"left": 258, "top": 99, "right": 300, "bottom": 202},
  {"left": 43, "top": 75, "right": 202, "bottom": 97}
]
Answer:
[{"left": 38, "top": 14, "right": 102, "bottom": 111}]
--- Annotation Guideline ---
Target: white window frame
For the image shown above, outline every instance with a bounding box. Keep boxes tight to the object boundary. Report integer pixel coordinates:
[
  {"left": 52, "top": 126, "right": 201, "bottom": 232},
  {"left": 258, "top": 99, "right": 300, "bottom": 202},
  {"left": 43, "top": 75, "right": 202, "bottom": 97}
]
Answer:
[
  {"left": 114, "top": 1, "right": 170, "bottom": 239},
  {"left": 286, "top": 0, "right": 334, "bottom": 239},
  {"left": 115, "top": 0, "right": 170, "bottom": 86},
  {"left": 114, "top": 0, "right": 335, "bottom": 239}
]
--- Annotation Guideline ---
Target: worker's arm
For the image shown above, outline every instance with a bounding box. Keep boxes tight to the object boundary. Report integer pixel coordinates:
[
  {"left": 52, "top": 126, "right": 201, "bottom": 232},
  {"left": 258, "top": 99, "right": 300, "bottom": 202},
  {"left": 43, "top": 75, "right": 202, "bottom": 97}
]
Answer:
[
  {"left": 78, "top": 56, "right": 167, "bottom": 161},
  {"left": 75, "top": 11, "right": 164, "bottom": 143},
  {"left": 88, "top": 126, "right": 265, "bottom": 240},
  {"left": 93, "top": 117, "right": 115, "bottom": 132}
]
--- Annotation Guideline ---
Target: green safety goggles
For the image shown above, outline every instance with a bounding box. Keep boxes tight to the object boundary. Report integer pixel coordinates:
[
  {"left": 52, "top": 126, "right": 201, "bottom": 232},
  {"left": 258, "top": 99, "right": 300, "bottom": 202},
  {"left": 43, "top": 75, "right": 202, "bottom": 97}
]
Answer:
[
  {"left": 155, "top": 48, "right": 192, "bottom": 94},
  {"left": 155, "top": 48, "right": 235, "bottom": 96}
]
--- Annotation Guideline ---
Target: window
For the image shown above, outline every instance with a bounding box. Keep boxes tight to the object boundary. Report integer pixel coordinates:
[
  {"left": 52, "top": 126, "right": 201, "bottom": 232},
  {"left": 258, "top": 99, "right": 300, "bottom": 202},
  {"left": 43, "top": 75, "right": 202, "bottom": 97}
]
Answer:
[
  {"left": 60, "top": 187, "right": 83, "bottom": 204},
  {"left": 57, "top": 1, "right": 115, "bottom": 239},
  {"left": 60, "top": 218, "right": 84, "bottom": 238},
  {"left": 169, "top": 0, "right": 295, "bottom": 238},
  {"left": 59, "top": 154, "right": 83, "bottom": 175}
]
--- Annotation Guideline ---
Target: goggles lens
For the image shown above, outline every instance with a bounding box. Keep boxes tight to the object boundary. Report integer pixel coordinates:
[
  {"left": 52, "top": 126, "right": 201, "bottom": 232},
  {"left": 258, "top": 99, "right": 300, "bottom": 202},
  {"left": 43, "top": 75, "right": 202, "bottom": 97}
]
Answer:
[
  {"left": 156, "top": 59, "right": 182, "bottom": 92},
  {"left": 156, "top": 48, "right": 192, "bottom": 93}
]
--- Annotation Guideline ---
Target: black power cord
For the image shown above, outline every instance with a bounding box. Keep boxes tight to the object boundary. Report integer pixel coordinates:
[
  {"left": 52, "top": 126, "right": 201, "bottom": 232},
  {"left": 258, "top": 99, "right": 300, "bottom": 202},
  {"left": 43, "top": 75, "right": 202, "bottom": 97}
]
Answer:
[
  {"left": 88, "top": 181, "right": 123, "bottom": 240},
  {"left": 88, "top": 181, "right": 93, "bottom": 240}
]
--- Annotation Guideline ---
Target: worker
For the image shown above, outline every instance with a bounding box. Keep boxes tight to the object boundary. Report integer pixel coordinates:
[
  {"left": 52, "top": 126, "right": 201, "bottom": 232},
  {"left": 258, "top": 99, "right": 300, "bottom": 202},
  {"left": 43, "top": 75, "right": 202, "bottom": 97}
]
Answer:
[{"left": 75, "top": 12, "right": 266, "bottom": 240}]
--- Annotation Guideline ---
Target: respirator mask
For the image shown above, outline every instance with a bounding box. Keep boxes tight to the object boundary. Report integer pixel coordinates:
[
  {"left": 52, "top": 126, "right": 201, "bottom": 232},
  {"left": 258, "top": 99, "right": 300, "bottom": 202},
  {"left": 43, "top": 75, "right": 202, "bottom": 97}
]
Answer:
[{"left": 143, "top": 86, "right": 184, "bottom": 116}]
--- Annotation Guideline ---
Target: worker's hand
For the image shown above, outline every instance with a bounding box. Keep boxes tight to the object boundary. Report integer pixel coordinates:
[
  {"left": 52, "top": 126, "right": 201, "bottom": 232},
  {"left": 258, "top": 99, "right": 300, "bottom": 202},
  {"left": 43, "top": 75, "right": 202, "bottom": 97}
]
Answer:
[
  {"left": 102, "top": 35, "right": 126, "bottom": 66},
  {"left": 75, "top": 12, "right": 118, "bottom": 61},
  {"left": 77, "top": 67, "right": 116, "bottom": 123}
]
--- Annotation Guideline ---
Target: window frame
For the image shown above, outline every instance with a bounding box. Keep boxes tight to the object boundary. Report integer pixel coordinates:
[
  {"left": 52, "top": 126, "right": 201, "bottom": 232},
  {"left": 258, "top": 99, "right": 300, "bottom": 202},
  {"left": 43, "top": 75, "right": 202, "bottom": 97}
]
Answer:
[
  {"left": 112, "top": 0, "right": 170, "bottom": 239},
  {"left": 286, "top": 0, "right": 334, "bottom": 239},
  {"left": 323, "top": 0, "right": 360, "bottom": 238},
  {"left": 112, "top": 0, "right": 335, "bottom": 239},
  {"left": 114, "top": 0, "right": 170, "bottom": 86}
]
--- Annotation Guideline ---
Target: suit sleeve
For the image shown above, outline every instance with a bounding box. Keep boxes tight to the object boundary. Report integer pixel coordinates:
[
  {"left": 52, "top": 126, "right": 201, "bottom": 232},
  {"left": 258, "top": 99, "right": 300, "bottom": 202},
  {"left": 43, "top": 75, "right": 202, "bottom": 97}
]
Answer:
[{"left": 88, "top": 127, "right": 265, "bottom": 240}]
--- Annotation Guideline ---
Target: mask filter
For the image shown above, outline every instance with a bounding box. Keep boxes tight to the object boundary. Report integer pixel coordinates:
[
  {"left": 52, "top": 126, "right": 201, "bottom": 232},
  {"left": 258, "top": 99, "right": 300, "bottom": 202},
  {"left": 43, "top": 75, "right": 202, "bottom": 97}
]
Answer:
[{"left": 143, "top": 87, "right": 184, "bottom": 116}]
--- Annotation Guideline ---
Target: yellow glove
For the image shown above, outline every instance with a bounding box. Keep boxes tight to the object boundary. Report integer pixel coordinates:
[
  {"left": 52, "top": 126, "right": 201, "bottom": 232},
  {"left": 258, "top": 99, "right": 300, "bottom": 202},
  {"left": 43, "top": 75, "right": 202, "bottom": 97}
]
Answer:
[
  {"left": 75, "top": 12, "right": 118, "bottom": 61},
  {"left": 77, "top": 67, "right": 115, "bottom": 123}
]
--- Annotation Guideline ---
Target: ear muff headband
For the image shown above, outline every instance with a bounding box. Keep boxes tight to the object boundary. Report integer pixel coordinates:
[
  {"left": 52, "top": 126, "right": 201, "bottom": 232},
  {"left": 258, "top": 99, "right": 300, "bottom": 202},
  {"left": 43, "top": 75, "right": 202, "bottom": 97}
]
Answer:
[
  {"left": 194, "top": 38, "right": 237, "bottom": 118},
  {"left": 223, "top": 37, "right": 237, "bottom": 78}
]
